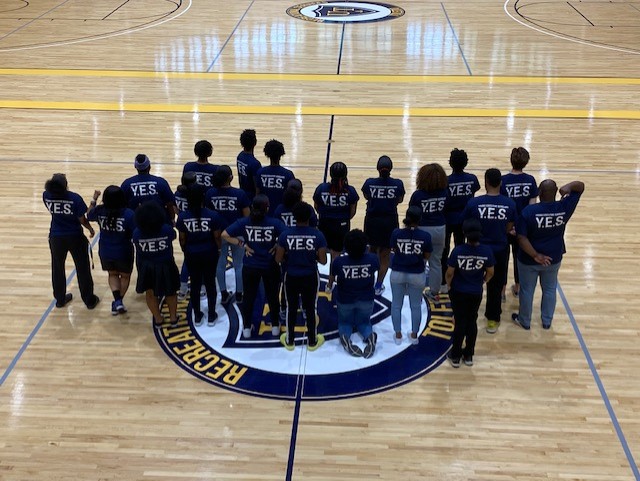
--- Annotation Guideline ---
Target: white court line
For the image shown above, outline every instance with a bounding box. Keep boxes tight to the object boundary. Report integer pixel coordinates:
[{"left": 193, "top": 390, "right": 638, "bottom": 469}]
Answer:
[
  {"left": 503, "top": 0, "right": 640, "bottom": 56},
  {"left": 0, "top": 0, "right": 192, "bottom": 53}
]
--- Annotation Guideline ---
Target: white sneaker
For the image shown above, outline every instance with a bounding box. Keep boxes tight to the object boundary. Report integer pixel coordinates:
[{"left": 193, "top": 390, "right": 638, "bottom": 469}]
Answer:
[
  {"left": 394, "top": 333, "right": 402, "bottom": 345},
  {"left": 242, "top": 327, "right": 252, "bottom": 338},
  {"left": 408, "top": 332, "right": 419, "bottom": 345},
  {"left": 271, "top": 324, "right": 280, "bottom": 336}
]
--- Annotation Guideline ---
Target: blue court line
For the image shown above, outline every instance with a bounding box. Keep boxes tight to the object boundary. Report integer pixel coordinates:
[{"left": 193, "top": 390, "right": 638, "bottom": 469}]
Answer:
[
  {"left": 0, "top": 234, "right": 100, "bottom": 388},
  {"left": 440, "top": 3, "right": 473, "bottom": 76},
  {"left": 206, "top": 0, "right": 255, "bottom": 72},
  {"left": 558, "top": 282, "right": 640, "bottom": 480}
]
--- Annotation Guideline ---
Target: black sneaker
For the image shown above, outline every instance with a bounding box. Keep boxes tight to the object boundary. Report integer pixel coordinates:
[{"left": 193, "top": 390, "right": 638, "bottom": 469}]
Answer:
[
  {"left": 463, "top": 355, "right": 474, "bottom": 366},
  {"left": 235, "top": 292, "right": 243, "bottom": 304},
  {"left": 448, "top": 355, "right": 461, "bottom": 368},
  {"left": 111, "top": 301, "right": 118, "bottom": 316},
  {"left": 542, "top": 323, "right": 551, "bottom": 330},
  {"left": 511, "top": 313, "right": 530, "bottom": 330},
  {"left": 220, "top": 290, "right": 231, "bottom": 305},
  {"left": 55, "top": 293, "right": 73, "bottom": 308},
  {"left": 86, "top": 296, "right": 100, "bottom": 310},
  {"left": 363, "top": 332, "right": 377, "bottom": 359},
  {"left": 340, "top": 335, "right": 363, "bottom": 357},
  {"left": 207, "top": 312, "right": 218, "bottom": 327}
]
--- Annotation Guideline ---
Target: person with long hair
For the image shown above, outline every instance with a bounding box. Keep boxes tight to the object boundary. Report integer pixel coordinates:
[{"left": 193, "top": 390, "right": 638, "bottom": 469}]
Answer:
[
  {"left": 175, "top": 171, "right": 197, "bottom": 300},
  {"left": 274, "top": 179, "right": 318, "bottom": 228},
  {"left": 409, "top": 163, "right": 448, "bottom": 301},
  {"left": 183, "top": 140, "right": 218, "bottom": 191},
  {"left": 43, "top": 173, "right": 100, "bottom": 309},
  {"left": 236, "top": 129, "right": 262, "bottom": 200},
  {"left": 222, "top": 194, "right": 285, "bottom": 338},
  {"left": 255, "top": 139, "right": 295, "bottom": 215},
  {"left": 327, "top": 228, "right": 380, "bottom": 358},
  {"left": 87, "top": 185, "right": 135, "bottom": 315},
  {"left": 205, "top": 165, "right": 250, "bottom": 305},
  {"left": 361, "top": 155, "right": 405, "bottom": 296},
  {"left": 133, "top": 201, "right": 180, "bottom": 328},
  {"left": 389, "top": 206, "right": 432, "bottom": 344},
  {"left": 177, "top": 186, "right": 225, "bottom": 326},
  {"left": 313, "top": 161, "right": 359, "bottom": 263}
]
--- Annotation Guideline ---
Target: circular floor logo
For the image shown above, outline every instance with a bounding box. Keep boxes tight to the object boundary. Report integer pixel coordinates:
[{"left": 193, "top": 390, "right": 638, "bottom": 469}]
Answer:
[
  {"left": 287, "top": 1, "right": 405, "bottom": 23},
  {"left": 155, "top": 264, "right": 452, "bottom": 401}
]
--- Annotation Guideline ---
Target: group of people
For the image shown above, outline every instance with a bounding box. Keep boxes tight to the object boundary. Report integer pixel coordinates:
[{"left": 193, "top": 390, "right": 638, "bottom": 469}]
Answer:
[{"left": 43, "top": 131, "right": 584, "bottom": 365}]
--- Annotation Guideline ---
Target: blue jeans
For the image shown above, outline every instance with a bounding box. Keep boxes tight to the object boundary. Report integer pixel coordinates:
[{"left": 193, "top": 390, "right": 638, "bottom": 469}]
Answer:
[
  {"left": 517, "top": 260, "right": 561, "bottom": 328},
  {"left": 216, "top": 239, "right": 244, "bottom": 293},
  {"left": 337, "top": 300, "right": 374, "bottom": 339},
  {"left": 419, "top": 225, "right": 445, "bottom": 294},
  {"left": 390, "top": 270, "right": 425, "bottom": 334}
]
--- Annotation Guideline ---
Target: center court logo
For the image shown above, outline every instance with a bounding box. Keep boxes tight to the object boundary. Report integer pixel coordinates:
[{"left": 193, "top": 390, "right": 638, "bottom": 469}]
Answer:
[
  {"left": 287, "top": 1, "right": 405, "bottom": 23},
  {"left": 154, "top": 264, "right": 453, "bottom": 401}
]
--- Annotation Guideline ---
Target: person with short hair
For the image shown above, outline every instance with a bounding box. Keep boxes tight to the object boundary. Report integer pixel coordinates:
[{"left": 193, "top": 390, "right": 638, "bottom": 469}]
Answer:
[
  {"left": 121, "top": 154, "right": 175, "bottom": 222},
  {"left": 175, "top": 171, "right": 197, "bottom": 300},
  {"left": 276, "top": 202, "right": 328, "bottom": 351},
  {"left": 462, "top": 168, "right": 516, "bottom": 334},
  {"left": 361, "top": 155, "right": 405, "bottom": 296},
  {"left": 327, "top": 229, "right": 379, "bottom": 358},
  {"left": 43, "top": 173, "right": 100, "bottom": 309},
  {"left": 512, "top": 180, "right": 585, "bottom": 330},
  {"left": 87, "top": 185, "right": 136, "bottom": 315},
  {"left": 255, "top": 139, "right": 295, "bottom": 215},
  {"left": 389, "top": 206, "right": 432, "bottom": 345},
  {"left": 274, "top": 179, "right": 318, "bottom": 228},
  {"left": 445, "top": 218, "right": 495, "bottom": 368},
  {"left": 313, "top": 161, "right": 360, "bottom": 263},
  {"left": 183, "top": 140, "right": 218, "bottom": 192},
  {"left": 236, "top": 129, "right": 262, "bottom": 200}
]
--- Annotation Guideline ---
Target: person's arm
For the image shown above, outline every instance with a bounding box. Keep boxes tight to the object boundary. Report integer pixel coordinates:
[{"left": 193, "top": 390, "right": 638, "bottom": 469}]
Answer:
[
  {"left": 213, "top": 229, "right": 222, "bottom": 250},
  {"left": 517, "top": 234, "right": 552, "bottom": 266},
  {"left": 87, "top": 190, "right": 100, "bottom": 218},
  {"left": 327, "top": 273, "right": 335, "bottom": 290},
  {"left": 423, "top": 251, "right": 431, "bottom": 261},
  {"left": 221, "top": 229, "right": 243, "bottom": 247},
  {"left": 484, "top": 266, "right": 495, "bottom": 284},
  {"left": 317, "top": 246, "right": 328, "bottom": 265},
  {"left": 179, "top": 231, "right": 187, "bottom": 251},
  {"left": 79, "top": 215, "right": 95, "bottom": 238},
  {"left": 445, "top": 266, "right": 455, "bottom": 290},
  {"left": 559, "top": 181, "right": 585, "bottom": 197},
  {"left": 275, "top": 245, "right": 286, "bottom": 264},
  {"left": 349, "top": 203, "right": 357, "bottom": 220},
  {"left": 241, "top": 207, "right": 250, "bottom": 217}
]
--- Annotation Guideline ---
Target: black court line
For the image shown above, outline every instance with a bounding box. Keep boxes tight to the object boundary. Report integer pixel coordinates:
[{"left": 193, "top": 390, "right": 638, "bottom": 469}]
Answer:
[
  {"left": 0, "top": 0, "right": 73, "bottom": 42},
  {"left": 102, "top": 0, "right": 131, "bottom": 20},
  {"left": 567, "top": 1, "right": 595, "bottom": 25}
]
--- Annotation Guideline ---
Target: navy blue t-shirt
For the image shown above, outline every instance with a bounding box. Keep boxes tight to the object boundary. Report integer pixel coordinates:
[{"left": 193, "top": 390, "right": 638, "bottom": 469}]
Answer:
[
  {"left": 174, "top": 189, "right": 188, "bottom": 213},
  {"left": 121, "top": 173, "right": 174, "bottom": 212},
  {"left": 277, "top": 226, "right": 327, "bottom": 276},
  {"left": 43, "top": 191, "right": 88, "bottom": 237},
  {"left": 361, "top": 177, "right": 405, "bottom": 216},
  {"left": 236, "top": 151, "right": 262, "bottom": 199},
  {"left": 133, "top": 223, "right": 176, "bottom": 262},
  {"left": 205, "top": 186, "right": 250, "bottom": 225},
  {"left": 516, "top": 191, "right": 582, "bottom": 265},
  {"left": 313, "top": 183, "right": 360, "bottom": 220},
  {"left": 462, "top": 194, "right": 517, "bottom": 252},
  {"left": 182, "top": 162, "right": 218, "bottom": 191},
  {"left": 225, "top": 216, "right": 285, "bottom": 269},
  {"left": 331, "top": 252, "right": 380, "bottom": 304},
  {"left": 409, "top": 189, "right": 448, "bottom": 226},
  {"left": 445, "top": 172, "right": 481, "bottom": 225},
  {"left": 501, "top": 172, "right": 539, "bottom": 215},
  {"left": 274, "top": 204, "right": 318, "bottom": 228},
  {"left": 448, "top": 243, "right": 495, "bottom": 295},
  {"left": 255, "top": 165, "right": 295, "bottom": 215},
  {"left": 87, "top": 206, "right": 136, "bottom": 261},
  {"left": 390, "top": 227, "right": 433, "bottom": 274},
  {"left": 176, "top": 208, "right": 226, "bottom": 256}
]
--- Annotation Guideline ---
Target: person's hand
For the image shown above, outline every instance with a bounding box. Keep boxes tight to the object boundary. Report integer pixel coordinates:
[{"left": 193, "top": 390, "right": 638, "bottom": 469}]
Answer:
[
  {"left": 269, "top": 245, "right": 277, "bottom": 255},
  {"left": 88, "top": 226, "right": 95, "bottom": 238},
  {"left": 325, "top": 283, "right": 334, "bottom": 293},
  {"left": 244, "top": 244, "right": 255, "bottom": 257},
  {"left": 92, "top": 190, "right": 101, "bottom": 202},
  {"left": 533, "top": 253, "right": 552, "bottom": 266}
]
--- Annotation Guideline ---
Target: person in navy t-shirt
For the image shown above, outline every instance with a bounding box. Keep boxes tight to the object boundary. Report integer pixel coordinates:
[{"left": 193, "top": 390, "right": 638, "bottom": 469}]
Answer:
[
  {"left": 512, "top": 180, "right": 584, "bottom": 330},
  {"left": 255, "top": 139, "right": 295, "bottom": 215},
  {"left": 274, "top": 179, "right": 318, "bottom": 228},
  {"left": 389, "top": 206, "right": 433, "bottom": 345},
  {"left": 177, "top": 186, "right": 226, "bottom": 327},
  {"left": 276, "top": 202, "right": 328, "bottom": 351},
  {"left": 205, "top": 165, "right": 250, "bottom": 305},
  {"left": 462, "top": 168, "right": 516, "bottom": 334},
  {"left": 445, "top": 218, "right": 495, "bottom": 368},
  {"left": 501, "top": 147, "right": 538, "bottom": 299},
  {"left": 361, "top": 155, "right": 405, "bottom": 296},
  {"left": 43, "top": 173, "right": 99, "bottom": 310},
  {"left": 175, "top": 172, "right": 197, "bottom": 300},
  {"left": 87, "top": 185, "right": 136, "bottom": 315},
  {"left": 313, "top": 161, "right": 359, "bottom": 263},
  {"left": 236, "top": 129, "right": 262, "bottom": 200},
  {"left": 182, "top": 140, "right": 218, "bottom": 193},
  {"left": 327, "top": 229, "right": 380, "bottom": 358},
  {"left": 442, "top": 148, "right": 480, "bottom": 285},
  {"left": 222, "top": 195, "right": 285, "bottom": 339}
]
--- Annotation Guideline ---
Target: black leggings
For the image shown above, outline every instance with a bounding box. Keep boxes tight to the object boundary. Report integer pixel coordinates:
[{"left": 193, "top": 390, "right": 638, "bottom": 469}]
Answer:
[
  {"left": 484, "top": 247, "right": 508, "bottom": 322},
  {"left": 284, "top": 272, "right": 319, "bottom": 345},
  {"left": 441, "top": 223, "right": 465, "bottom": 285},
  {"left": 449, "top": 290, "right": 482, "bottom": 359},
  {"left": 49, "top": 234, "right": 96, "bottom": 306},
  {"left": 241, "top": 264, "right": 281, "bottom": 329},
  {"left": 185, "top": 252, "right": 218, "bottom": 318}
]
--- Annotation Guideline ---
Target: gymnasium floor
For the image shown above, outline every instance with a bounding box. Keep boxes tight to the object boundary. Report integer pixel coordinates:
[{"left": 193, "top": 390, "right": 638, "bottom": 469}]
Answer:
[{"left": 0, "top": 1, "right": 639, "bottom": 480}]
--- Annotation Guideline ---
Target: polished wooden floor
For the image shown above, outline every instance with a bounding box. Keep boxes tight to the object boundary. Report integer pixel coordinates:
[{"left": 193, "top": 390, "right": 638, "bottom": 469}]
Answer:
[{"left": 1, "top": 1, "right": 639, "bottom": 480}]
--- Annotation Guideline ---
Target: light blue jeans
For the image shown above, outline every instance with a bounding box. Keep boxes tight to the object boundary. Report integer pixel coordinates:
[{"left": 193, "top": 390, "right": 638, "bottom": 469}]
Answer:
[
  {"left": 337, "top": 300, "right": 374, "bottom": 339},
  {"left": 216, "top": 239, "right": 244, "bottom": 293},
  {"left": 419, "top": 225, "right": 445, "bottom": 294},
  {"left": 517, "top": 260, "right": 561, "bottom": 328},
  {"left": 390, "top": 270, "right": 425, "bottom": 334}
]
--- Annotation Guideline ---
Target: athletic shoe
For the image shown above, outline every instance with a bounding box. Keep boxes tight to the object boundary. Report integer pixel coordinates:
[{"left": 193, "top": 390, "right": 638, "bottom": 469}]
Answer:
[
  {"left": 448, "top": 355, "right": 461, "bottom": 368},
  {"left": 111, "top": 301, "right": 118, "bottom": 316},
  {"left": 207, "top": 312, "right": 218, "bottom": 327},
  {"left": 115, "top": 299, "right": 127, "bottom": 314},
  {"left": 177, "top": 284, "right": 188, "bottom": 301},
  {"left": 408, "top": 332, "right": 419, "bottom": 345},
  {"left": 271, "top": 323, "right": 280, "bottom": 336},
  {"left": 463, "top": 355, "right": 474, "bottom": 366},
  {"left": 235, "top": 292, "right": 243, "bottom": 304},
  {"left": 486, "top": 320, "right": 499, "bottom": 334},
  {"left": 340, "top": 335, "right": 363, "bottom": 357},
  {"left": 374, "top": 282, "right": 385, "bottom": 296},
  {"left": 307, "top": 334, "right": 325, "bottom": 352},
  {"left": 194, "top": 312, "right": 205, "bottom": 327},
  {"left": 394, "top": 332, "right": 402, "bottom": 345},
  {"left": 363, "top": 332, "right": 377, "bottom": 359},
  {"left": 200, "top": 287, "right": 207, "bottom": 297},
  {"left": 242, "top": 327, "right": 252, "bottom": 338},
  {"left": 86, "top": 296, "right": 100, "bottom": 310},
  {"left": 55, "top": 293, "right": 73, "bottom": 308},
  {"left": 280, "top": 332, "right": 295, "bottom": 351},
  {"left": 511, "top": 313, "right": 530, "bottom": 330},
  {"left": 425, "top": 291, "right": 439, "bottom": 303},
  {"left": 170, "top": 318, "right": 179, "bottom": 328},
  {"left": 153, "top": 318, "right": 164, "bottom": 329},
  {"left": 220, "top": 290, "right": 231, "bottom": 305},
  {"left": 542, "top": 323, "right": 551, "bottom": 330}
]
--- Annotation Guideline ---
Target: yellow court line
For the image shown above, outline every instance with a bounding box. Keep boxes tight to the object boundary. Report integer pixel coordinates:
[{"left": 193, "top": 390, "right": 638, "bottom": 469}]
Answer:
[
  {"left": 1, "top": 99, "right": 639, "bottom": 119},
  {"left": 1, "top": 68, "right": 640, "bottom": 85}
]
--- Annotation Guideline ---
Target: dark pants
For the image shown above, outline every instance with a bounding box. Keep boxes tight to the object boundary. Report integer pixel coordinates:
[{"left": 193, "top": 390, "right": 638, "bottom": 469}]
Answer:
[
  {"left": 284, "top": 272, "right": 319, "bottom": 346},
  {"left": 449, "top": 290, "right": 482, "bottom": 359},
  {"left": 241, "top": 264, "right": 281, "bottom": 329},
  {"left": 441, "top": 223, "right": 465, "bottom": 284},
  {"left": 506, "top": 234, "right": 520, "bottom": 285},
  {"left": 185, "top": 252, "right": 218, "bottom": 318},
  {"left": 49, "top": 235, "right": 95, "bottom": 306},
  {"left": 484, "top": 247, "right": 508, "bottom": 322}
]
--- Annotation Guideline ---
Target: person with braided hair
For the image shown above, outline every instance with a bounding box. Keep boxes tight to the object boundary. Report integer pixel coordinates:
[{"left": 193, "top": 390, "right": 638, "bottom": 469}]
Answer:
[{"left": 255, "top": 139, "right": 295, "bottom": 215}]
